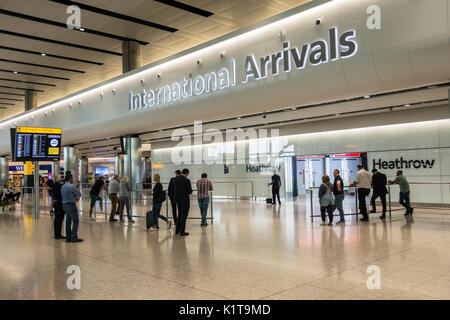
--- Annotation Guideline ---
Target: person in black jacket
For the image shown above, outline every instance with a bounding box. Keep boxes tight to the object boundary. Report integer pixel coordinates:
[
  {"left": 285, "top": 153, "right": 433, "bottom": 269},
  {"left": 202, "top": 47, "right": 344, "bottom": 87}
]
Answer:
[
  {"left": 167, "top": 170, "right": 181, "bottom": 226},
  {"left": 149, "top": 174, "right": 171, "bottom": 230},
  {"left": 52, "top": 175, "right": 65, "bottom": 239},
  {"left": 332, "top": 169, "right": 346, "bottom": 224},
  {"left": 174, "top": 168, "right": 193, "bottom": 236},
  {"left": 370, "top": 169, "right": 388, "bottom": 219}
]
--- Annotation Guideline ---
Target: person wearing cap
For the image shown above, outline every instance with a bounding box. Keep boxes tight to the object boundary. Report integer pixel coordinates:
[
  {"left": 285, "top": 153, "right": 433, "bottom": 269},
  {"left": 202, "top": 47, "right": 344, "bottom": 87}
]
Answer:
[
  {"left": 350, "top": 164, "right": 372, "bottom": 221},
  {"left": 89, "top": 175, "right": 106, "bottom": 220},
  {"left": 370, "top": 168, "right": 388, "bottom": 219}
]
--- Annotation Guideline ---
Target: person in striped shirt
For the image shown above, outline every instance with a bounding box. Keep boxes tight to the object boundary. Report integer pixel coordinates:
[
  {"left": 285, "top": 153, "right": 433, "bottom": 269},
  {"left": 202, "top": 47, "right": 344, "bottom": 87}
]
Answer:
[{"left": 196, "top": 173, "right": 213, "bottom": 227}]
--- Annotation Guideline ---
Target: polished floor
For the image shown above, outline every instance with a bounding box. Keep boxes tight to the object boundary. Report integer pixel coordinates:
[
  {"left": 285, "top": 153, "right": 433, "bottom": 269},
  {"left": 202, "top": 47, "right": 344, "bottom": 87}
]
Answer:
[{"left": 1, "top": 193, "right": 450, "bottom": 300}]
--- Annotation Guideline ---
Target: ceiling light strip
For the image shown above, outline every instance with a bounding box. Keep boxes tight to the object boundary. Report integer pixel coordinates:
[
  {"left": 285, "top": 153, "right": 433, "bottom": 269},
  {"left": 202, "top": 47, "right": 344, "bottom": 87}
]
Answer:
[
  {"left": 154, "top": 0, "right": 214, "bottom": 17},
  {"left": 0, "top": 45, "right": 103, "bottom": 65},
  {"left": 48, "top": 0, "right": 178, "bottom": 33},
  {"left": 0, "top": 9, "right": 149, "bottom": 45},
  {"left": 0, "top": 78, "right": 56, "bottom": 87},
  {"left": 0, "top": 58, "right": 85, "bottom": 74},
  {"left": 0, "top": 29, "right": 122, "bottom": 56}
]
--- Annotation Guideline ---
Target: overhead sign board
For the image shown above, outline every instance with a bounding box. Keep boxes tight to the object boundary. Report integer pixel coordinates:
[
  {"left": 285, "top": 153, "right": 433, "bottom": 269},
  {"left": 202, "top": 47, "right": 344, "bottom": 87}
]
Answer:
[{"left": 11, "top": 126, "right": 62, "bottom": 162}]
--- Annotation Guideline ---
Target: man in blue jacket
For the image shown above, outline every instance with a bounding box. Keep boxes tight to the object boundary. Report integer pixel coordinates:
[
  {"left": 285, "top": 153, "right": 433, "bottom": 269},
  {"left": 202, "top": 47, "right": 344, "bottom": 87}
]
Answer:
[{"left": 61, "top": 174, "right": 83, "bottom": 243}]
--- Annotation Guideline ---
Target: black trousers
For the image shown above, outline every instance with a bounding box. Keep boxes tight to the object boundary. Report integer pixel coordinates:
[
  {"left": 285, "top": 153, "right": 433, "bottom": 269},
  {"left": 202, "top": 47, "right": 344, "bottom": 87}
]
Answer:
[
  {"left": 170, "top": 198, "right": 178, "bottom": 224},
  {"left": 176, "top": 201, "right": 190, "bottom": 234},
  {"left": 53, "top": 201, "right": 65, "bottom": 237},
  {"left": 320, "top": 205, "right": 333, "bottom": 223},
  {"left": 358, "top": 188, "right": 371, "bottom": 219},
  {"left": 371, "top": 192, "right": 387, "bottom": 214},
  {"left": 272, "top": 188, "right": 281, "bottom": 204}
]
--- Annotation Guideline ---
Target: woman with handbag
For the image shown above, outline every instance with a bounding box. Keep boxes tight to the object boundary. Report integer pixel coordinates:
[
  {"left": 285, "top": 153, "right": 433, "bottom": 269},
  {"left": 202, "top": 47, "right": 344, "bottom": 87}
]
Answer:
[
  {"left": 118, "top": 176, "right": 134, "bottom": 223},
  {"left": 318, "top": 175, "right": 335, "bottom": 226},
  {"left": 149, "top": 174, "right": 171, "bottom": 230}
]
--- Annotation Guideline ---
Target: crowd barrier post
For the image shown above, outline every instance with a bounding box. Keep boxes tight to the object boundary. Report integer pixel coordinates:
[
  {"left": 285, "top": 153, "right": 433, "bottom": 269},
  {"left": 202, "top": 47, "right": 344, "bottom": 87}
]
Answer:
[
  {"left": 210, "top": 190, "right": 214, "bottom": 225},
  {"left": 165, "top": 190, "right": 169, "bottom": 221},
  {"left": 355, "top": 187, "right": 358, "bottom": 220},
  {"left": 309, "top": 188, "right": 313, "bottom": 223},
  {"left": 388, "top": 184, "right": 392, "bottom": 217}
]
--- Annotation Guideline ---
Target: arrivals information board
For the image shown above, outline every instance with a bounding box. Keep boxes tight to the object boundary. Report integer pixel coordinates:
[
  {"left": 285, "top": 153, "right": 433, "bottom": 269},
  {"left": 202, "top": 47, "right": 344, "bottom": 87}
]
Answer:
[{"left": 12, "top": 127, "right": 62, "bottom": 161}]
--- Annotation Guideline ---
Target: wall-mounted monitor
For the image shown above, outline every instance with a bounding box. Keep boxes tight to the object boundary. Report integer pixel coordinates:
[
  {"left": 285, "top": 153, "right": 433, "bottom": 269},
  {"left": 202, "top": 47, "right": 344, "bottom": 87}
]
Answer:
[
  {"left": 11, "top": 126, "right": 62, "bottom": 162},
  {"left": 95, "top": 167, "right": 109, "bottom": 176}
]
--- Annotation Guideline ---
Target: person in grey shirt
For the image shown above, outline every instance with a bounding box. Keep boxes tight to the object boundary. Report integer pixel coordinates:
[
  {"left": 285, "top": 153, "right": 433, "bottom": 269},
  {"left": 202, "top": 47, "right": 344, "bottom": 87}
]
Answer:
[
  {"left": 108, "top": 175, "right": 120, "bottom": 222},
  {"left": 319, "top": 175, "right": 335, "bottom": 226},
  {"left": 61, "top": 174, "right": 83, "bottom": 243},
  {"left": 118, "top": 176, "right": 134, "bottom": 223}
]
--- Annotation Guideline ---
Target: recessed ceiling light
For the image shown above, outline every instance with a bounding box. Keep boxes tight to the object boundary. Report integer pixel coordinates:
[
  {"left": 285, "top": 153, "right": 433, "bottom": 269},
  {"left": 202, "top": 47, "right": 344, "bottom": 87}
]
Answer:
[
  {"left": 79, "top": 28, "right": 85, "bottom": 31},
  {"left": 236, "top": 117, "right": 241, "bottom": 120},
  {"left": 364, "top": 95, "right": 371, "bottom": 99},
  {"left": 41, "top": 53, "right": 46, "bottom": 56},
  {"left": 291, "top": 107, "right": 297, "bottom": 110},
  {"left": 404, "top": 104, "right": 411, "bottom": 107},
  {"left": 13, "top": 71, "right": 18, "bottom": 74}
]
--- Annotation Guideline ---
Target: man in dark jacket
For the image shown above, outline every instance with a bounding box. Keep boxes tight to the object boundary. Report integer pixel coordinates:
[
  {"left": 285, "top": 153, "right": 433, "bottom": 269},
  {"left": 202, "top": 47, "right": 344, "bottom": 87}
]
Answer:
[
  {"left": 370, "top": 168, "right": 388, "bottom": 219},
  {"left": 269, "top": 170, "right": 282, "bottom": 205},
  {"left": 174, "top": 168, "right": 193, "bottom": 236},
  {"left": 167, "top": 170, "right": 181, "bottom": 225},
  {"left": 52, "top": 175, "right": 65, "bottom": 239},
  {"left": 332, "top": 169, "right": 345, "bottom": 224}
]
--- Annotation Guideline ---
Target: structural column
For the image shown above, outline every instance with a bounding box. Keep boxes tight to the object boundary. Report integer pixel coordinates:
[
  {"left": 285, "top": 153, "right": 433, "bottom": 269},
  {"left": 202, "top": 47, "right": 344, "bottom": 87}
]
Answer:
[
  {"left": 143, "top": 157, "right": 152, "bottom": 182},
  {"left": 122, "top": 40, "right": 140, "bottom": 73},
  {"left": 25, "top": 90, "right": 37, "bottom": 111},
  {"left": 51, "top": 161, "right": 60, "bottom": 178},
  {"left": 63, "top": 146, "right": 79, "bottom": 185},
  {"left": 0, "top": 156, "right": 8, "bottom": 185},
  {"left": 122, "top": 135, "right": 142, "bottom": 197},
  {"left": 114, "top": 154, "right": 124, "bottom": 177},
  {"left": 79, "top": 156, "right": 89, "bottom": 185}
]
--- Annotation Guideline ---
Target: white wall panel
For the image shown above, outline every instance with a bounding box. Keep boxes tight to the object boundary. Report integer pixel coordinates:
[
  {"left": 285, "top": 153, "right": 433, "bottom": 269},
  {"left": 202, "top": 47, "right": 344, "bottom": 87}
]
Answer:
[{"left": 0, "top": 0, "right": 448, "bottom": 157}]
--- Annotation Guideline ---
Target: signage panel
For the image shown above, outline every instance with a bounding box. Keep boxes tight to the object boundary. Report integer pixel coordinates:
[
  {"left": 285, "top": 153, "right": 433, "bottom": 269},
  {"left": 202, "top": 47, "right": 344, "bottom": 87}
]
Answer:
[{"left": 12, "top": 127, "right": 62, "bottom": 162}]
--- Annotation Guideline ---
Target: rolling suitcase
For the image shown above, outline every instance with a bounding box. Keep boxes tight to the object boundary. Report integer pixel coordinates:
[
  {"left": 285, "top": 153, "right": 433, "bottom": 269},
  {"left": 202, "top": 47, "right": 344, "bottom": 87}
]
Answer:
[
  {"left": 266, "top": 185, "right": 273, "bottom": 204},
  {"left": 146, "top": 210, "right": 152, "bottom": 229}
]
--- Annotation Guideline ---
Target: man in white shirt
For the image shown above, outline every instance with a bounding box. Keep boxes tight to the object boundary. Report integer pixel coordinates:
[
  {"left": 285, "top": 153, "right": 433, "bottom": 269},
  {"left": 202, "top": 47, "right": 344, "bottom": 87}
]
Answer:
[{"left": 350, "top": 164, "right": 372, "bottom": 221}]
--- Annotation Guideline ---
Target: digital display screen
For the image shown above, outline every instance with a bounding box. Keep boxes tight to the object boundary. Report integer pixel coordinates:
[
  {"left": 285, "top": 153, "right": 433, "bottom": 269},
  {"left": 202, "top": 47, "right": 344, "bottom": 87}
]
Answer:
[
  {"left": 95, "top": 167, "right": 109, "bottom": 176},
  {"left": 13, "top": 127, "right": 62, "bottom": 161}
]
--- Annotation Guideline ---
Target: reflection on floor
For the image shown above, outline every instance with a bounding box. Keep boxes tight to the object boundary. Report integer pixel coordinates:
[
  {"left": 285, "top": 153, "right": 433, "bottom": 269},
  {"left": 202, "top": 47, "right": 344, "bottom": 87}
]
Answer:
[{"left": 1, "top": 195, "right": 450, "bottom": 300}]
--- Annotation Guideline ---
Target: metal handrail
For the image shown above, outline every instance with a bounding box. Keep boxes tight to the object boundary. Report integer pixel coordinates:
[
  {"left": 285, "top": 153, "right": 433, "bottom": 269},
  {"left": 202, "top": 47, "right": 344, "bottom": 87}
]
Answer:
[{"left": 308, "top": 182, "right": 450, "bottom": 222}]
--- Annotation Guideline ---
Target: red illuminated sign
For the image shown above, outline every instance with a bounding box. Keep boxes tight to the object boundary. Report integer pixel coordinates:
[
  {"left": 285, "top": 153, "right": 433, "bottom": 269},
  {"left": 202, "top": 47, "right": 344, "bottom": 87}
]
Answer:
[{"left": 329, "top": 153, "right": 361, "bottom": 158}]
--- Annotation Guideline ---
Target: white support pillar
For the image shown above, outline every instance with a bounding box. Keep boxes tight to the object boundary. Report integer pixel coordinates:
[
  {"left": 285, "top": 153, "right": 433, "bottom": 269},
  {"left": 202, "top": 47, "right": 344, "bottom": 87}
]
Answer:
[
  {"left": 122, "top": 135, "right": 142, "bottom": 197},
  {"left": 114, "top": 154, "right": 124, "bottom": 177},
  {"left": 63, "top": 146, "right": 79, "bottom": 185},
  {"left": 80, "top": 156, "right": 89, "bottom": 185},
  {"left": 0, "top": 156, "right": 8, "bottom": 185}
]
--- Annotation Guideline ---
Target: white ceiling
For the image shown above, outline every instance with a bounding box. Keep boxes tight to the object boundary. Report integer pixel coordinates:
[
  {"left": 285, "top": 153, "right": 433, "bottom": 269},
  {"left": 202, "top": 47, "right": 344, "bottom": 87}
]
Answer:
[{"left": 0, "top": 0, "right": 311, "bottom": 119}]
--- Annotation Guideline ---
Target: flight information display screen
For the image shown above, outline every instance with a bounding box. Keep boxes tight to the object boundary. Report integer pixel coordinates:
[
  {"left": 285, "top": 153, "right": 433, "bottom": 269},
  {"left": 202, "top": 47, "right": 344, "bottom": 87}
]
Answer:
[{"left": 13, "top": 127, "right": 62, "bottom": 161}]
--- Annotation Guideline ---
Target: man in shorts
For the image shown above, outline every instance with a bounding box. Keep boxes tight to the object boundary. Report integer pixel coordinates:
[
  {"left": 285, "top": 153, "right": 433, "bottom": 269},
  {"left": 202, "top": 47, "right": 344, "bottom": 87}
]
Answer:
[{"left": 89, "top": 176, "right": 106, "bottom": 220}]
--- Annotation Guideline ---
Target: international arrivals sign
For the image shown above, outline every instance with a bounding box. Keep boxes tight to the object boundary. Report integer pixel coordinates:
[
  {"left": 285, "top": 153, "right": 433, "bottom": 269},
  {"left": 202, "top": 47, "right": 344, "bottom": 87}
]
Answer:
[{"left": 129, "top": 27, "right": 358, "bottom": 111}]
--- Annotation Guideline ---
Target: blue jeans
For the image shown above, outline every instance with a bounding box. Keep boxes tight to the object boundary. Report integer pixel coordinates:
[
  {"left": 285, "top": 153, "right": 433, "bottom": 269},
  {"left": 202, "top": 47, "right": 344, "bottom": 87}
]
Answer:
[
  {"left": 151, "top": 202, "right": 168, "bottom": 227},
  {"left": 333, "top": 194, "right": 345, "bottom": 221},
  {"left": 63, "top": 203, "right": 79, "bottom": 240},
  {"left": 198, "top": 198, "right": 210, "bottom": 224},
  {"left": 399, "top": 191, "right": 412, "bottom": 214}
]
